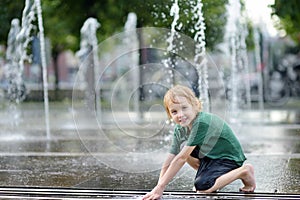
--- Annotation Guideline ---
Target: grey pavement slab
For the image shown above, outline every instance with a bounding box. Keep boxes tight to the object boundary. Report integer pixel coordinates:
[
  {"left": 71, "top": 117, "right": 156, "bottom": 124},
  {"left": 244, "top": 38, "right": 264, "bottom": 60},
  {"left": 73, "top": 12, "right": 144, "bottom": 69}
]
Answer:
[{"left": 0, "top": 187, "right": 299, "bottom": 199}]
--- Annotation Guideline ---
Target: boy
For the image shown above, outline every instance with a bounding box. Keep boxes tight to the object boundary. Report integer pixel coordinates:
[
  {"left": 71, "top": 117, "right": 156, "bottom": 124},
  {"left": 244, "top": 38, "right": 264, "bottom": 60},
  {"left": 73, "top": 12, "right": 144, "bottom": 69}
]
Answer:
[{"left": 142, "top": 85, "right": 255, "bottom": 200}]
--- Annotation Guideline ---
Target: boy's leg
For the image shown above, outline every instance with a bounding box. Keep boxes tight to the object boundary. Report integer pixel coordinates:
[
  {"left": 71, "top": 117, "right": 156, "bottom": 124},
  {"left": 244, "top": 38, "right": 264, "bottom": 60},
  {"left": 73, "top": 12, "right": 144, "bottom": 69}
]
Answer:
[
  {"left": 187, "top": 146, "right": 201, "bottom": 170},
  {"left": 194, "top": 157, "right": 239, "bottom": 191},
  {"left": 187, "top": 156, "right": 200, "bottom": 170},
  {"left": 199, "top": 164, "right": 256, "bottom": 193},
  {"left": 239, "top": 164, "right": 256, "bottom": 192}
]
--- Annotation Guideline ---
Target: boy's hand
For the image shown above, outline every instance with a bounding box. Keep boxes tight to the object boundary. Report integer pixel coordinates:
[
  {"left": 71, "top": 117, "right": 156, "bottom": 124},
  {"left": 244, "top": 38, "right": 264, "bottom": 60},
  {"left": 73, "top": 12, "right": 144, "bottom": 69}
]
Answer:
[{"left": 142, "top": 185, "right": 165, "bottom": 200}]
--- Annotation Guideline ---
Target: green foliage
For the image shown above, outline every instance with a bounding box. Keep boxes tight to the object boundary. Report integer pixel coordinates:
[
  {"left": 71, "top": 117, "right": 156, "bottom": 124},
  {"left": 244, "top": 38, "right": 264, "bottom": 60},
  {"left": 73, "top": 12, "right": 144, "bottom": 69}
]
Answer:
[
  {"left": 0, "top": 0, "right": 24, "bottom": 44},
  {"left": 144, "top": 0, "right": 229, "bottom": 51},
  {"left": 0, "top": 0, "right": 229, "bottom": 53},
  {"left": 272, "top": 0, "right": 300, "bottom": 46}
]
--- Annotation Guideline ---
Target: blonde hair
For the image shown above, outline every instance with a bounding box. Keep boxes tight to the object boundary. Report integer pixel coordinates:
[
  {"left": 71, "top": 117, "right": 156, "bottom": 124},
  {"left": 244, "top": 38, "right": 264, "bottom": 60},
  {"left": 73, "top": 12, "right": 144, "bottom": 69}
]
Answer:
[{"left": 163, "top": 85, "right": 202, "bottom": 118}]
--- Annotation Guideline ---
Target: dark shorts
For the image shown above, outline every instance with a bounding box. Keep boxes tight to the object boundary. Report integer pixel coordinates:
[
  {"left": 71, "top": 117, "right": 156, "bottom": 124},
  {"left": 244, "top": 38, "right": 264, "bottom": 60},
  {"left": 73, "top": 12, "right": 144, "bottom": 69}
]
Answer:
[{"left": 190, "top": 147, "right": 240, "bottom": 191}]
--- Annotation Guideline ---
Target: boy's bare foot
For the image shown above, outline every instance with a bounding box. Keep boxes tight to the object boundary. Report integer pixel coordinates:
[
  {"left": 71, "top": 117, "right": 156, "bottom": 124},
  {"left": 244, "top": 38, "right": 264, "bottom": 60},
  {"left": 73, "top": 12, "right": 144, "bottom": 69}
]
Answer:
[
  {"left": 239, "top": 187, "right": 255, "bottom": 193},
  {"left": 239, "top": 164, "right": 256, "bottom": 193}
]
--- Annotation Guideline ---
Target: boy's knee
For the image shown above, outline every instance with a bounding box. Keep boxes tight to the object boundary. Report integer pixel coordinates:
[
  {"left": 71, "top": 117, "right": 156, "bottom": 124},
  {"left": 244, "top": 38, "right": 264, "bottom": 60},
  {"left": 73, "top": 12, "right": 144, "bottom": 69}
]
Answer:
[
  {"left": 241, "top": 164, "right": 254, "bottom": 176},
  {"left": 194, "top": 176, "right": 214, "bottom": 191},
  {"left": 244, "top": 163, "right": 254, "bottom": 170},
  {"left": 187, "top": 156, "right": 200, "bottom": 169}
]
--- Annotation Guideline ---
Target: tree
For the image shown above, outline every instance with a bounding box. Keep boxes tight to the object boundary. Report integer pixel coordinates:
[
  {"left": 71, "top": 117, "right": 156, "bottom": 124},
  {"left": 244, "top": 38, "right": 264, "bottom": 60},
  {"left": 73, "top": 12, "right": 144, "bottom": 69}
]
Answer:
[
  {"left": 124, "top": 0, "right": 228, "bottom": 51},
  {"left": 271, "top": 0, "right": 300, "bottom": 46},
  {"left": 0, "top": 0, "right": 25, "bottom": 45},
  {"left": 1, "top": 0, "right": 228, "bottom": 52},
  {"left": 0, "top": 0, "right": 229, "bottom": 93}
]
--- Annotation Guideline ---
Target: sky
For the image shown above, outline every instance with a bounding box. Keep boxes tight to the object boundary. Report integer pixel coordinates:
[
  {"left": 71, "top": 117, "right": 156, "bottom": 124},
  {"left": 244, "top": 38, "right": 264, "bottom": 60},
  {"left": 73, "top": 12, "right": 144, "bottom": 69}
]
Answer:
[{"left": 244, "top": 0, "right": 278, "bottom": 36}]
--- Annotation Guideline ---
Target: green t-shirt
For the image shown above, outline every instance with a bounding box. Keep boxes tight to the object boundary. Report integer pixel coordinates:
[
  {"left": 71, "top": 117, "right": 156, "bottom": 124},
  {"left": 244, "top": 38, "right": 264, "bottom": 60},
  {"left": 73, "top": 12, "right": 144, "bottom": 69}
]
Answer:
[{"left": 169, "top": 112, "right": 246, "bottom": 166}]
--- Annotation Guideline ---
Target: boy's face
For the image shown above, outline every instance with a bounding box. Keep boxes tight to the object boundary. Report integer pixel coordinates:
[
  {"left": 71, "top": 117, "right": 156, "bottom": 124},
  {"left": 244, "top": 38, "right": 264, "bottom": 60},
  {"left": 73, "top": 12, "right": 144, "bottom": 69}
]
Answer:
[{"left": 168, "top": 95, "right": 198, "bottom": 130}]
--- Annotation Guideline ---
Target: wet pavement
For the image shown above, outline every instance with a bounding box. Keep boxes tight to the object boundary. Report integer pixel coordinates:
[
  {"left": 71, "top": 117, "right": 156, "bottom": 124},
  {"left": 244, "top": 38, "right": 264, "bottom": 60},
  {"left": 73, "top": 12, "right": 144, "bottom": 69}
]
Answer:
[
  {"left": 0, "top": 100, "right": 299, "bottom": 199},
  {"left": 0, "top": 187, "right": 300, "bottom": 199}
]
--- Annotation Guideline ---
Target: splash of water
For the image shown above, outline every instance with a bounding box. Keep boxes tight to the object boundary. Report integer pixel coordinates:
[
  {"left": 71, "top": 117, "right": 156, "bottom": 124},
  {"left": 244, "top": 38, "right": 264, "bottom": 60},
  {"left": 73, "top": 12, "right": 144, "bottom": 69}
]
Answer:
[
  {"left": 192, "top": 0, "right": 210, "bottom": 111},
  {"left": 124, "top": 12, "right": 140, "bottom": 120},
  {"left": 5, "top": 18, "right": 26, "bottom": 107},
  {"left": 224, "top": 0, "right": 252, "bottom": 122},
  {"left": 167, "top": 0, "right": 180, "bottom": 53},
  {"left": 164, "top": 0, "right": 181, "bottom": 87},
  {"left": 5, "top": 5, "right": 32, "bottom": 104},
  {"left": 253, "top": 27, "right": 264, "bottom": 111},
  {"left": 35, "top": 0, "right": 50, "bottom": 139},
  {"left": 163, "top": 0, "right": 209, "bottom": 110},
  {"left": 5, "top": 0, "right": 50, "bottom": 137},
  {"left": 76, "top": 17, "right": 100, "bottom": 113}
]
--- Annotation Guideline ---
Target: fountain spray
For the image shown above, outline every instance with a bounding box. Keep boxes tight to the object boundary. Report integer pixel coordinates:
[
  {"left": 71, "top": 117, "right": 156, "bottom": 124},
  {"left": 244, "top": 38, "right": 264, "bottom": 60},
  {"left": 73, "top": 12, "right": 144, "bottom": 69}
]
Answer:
[
  {"left": 164, "top": 0, "right": 180, "bottom": 87},
  {"left": 5, "top": 0, "right": 50, "bottom": 138},
  {"left": 165, "top": 0, "right": 210, "bottom": 110},
  {"left": 225, "top": 0, "right": 252, "bottom": 122},
  {"left": 76, "top": 17, "right": 100, "bottom": 114},
  {"left": 192, "top": 0, "right": 210, "bottom": 112},
  {"left": 35, "top": 0, "right": 50, "bottom": 139}
]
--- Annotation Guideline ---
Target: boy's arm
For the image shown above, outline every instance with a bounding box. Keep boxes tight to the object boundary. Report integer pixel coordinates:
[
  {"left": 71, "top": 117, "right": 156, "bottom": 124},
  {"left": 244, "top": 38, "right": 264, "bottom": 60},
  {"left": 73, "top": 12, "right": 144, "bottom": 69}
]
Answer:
[
  {"left": 158, "top": 145, "right": 195, "bottom": 187},
  {"left": 143, "top": 146, "right": 195, "bottom": 200},
  {"left": 159, "top": 153, "right": 176, "bottom": 180}
]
